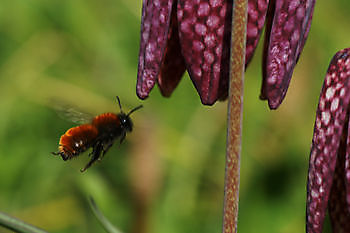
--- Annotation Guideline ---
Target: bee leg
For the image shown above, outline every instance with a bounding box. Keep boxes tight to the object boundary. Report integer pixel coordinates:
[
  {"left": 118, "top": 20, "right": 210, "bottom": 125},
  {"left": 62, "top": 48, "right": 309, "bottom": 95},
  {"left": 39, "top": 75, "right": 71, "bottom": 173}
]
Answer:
[
  {"left": 51, "top": 151, "right": 69, "bottom": 161},
  {"left": 81, "top": 142, "right": 103, "bottom": 172},
  {"left": 51, "top": 151, "right": 60, "bottom": 157},
  {"left": 99, "top": 143, "right": 113, "bottom": 161},
  {"left": 120, "top": 132, "right": 126, "bottom": 144}
]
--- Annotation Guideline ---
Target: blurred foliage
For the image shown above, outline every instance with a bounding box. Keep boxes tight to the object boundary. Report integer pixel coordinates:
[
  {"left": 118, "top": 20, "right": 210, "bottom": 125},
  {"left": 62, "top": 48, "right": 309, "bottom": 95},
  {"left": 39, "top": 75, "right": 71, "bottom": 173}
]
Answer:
[{"left": 0, "top": 1, "right": 347, "bottom": 233}]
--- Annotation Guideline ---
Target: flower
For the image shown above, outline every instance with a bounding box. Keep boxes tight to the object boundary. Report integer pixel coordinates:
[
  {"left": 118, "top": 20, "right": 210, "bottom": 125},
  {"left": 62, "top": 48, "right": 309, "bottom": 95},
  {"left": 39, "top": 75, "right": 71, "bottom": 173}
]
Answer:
[
  {"left": 306, "top": 48, "right": 350, "bottom": 233},
  {"left": 136, "top": 0, "right": 315, "bottom": 108}
]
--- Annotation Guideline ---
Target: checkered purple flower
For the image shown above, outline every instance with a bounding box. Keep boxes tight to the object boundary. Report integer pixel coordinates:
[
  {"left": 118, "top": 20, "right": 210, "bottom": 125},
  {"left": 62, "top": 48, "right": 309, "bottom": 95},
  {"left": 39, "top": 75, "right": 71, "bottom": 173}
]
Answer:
[
  {"left": 307, "top": 48, "right": 350, "bottom": 233},
  {"left": 136, "top": 0, "right": 315, "bottom": 108}
]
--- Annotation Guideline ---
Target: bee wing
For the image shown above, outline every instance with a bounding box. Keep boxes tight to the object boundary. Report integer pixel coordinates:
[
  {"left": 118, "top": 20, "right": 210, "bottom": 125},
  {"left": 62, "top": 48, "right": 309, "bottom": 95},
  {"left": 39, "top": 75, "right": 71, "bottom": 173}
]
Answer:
[
  {"left": 50, "top": 100, "right": 94, "bottom": 124},
  {"left": 57, "top": 106, "right": 93, "bottom": 124}
]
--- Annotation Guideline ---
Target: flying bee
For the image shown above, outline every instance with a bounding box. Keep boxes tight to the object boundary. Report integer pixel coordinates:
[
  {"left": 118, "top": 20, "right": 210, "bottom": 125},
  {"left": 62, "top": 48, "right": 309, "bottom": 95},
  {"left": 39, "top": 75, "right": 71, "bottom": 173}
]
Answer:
[{"left": 52, "top": 97, "right": 143, "bottom": 172}]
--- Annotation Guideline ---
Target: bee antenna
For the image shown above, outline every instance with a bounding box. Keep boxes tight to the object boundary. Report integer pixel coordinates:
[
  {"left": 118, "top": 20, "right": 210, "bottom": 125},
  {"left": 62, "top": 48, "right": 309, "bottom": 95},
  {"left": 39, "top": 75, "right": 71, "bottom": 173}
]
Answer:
[
  {"left": 116, "top": 96, "right": 123, "bottom": 112},
  {"left": 127, "top": 105, "right": 143, "bottom": 117}
]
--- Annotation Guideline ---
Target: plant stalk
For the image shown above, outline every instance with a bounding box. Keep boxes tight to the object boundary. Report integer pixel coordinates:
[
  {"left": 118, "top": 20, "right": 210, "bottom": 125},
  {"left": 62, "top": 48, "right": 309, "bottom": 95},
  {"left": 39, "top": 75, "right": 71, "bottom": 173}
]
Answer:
[
  {"left": 88, "top": 196, "right": 124, "bottom": 233},
  {"left": 0, "top": 211, "right": 48, "bottom": 233},
  {"left": 222, "top": 0, "right": 247, "bottom": 232}
]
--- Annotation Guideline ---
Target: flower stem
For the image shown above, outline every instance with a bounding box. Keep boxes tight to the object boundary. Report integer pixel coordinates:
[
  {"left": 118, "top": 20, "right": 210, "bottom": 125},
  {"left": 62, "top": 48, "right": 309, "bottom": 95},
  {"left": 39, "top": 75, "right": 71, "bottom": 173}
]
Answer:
[
  {"left": 222, "top": 0, "right": 247, "bottom": 232},
  {"left": 88, "top": 196, "right": 124, "bottom": 233},
  {"left": 0, "top": 211, "right": 48, "bottom": 233}
]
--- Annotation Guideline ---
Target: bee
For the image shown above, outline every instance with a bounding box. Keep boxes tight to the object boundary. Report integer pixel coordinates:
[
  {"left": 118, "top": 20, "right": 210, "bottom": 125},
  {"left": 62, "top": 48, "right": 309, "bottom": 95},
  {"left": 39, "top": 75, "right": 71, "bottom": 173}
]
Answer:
[{"left": 52, "top": 97, "right": 143, "bottom": 172}]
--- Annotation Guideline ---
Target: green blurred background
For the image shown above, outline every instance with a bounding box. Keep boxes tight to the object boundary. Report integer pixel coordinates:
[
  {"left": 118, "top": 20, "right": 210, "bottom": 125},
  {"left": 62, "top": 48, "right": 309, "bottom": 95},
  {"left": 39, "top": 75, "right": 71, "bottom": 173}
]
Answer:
[{"left": 0, "top": 1, "right": 347, "bottom": 233}]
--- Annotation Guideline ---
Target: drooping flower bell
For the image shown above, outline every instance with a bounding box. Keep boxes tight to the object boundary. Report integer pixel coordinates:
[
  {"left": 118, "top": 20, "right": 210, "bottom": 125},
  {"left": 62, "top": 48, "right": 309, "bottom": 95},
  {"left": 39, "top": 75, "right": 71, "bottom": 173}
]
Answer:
[
  {"left": 307, "top": 48, "right": 350, "bottom": 233},
  {"left": 136, "top": 0, "right": 315, "bottom": 108}
]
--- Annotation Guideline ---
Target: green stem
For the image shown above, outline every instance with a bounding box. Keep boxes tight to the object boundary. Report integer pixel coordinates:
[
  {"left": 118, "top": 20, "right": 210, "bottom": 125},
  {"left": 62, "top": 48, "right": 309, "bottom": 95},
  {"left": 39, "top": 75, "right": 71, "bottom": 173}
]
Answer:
[
  {"left": 0, "top": 211, "right": 48, "bottom": 233},
  {"left": 88, "top": 197, "right": 124, "bottom": 233},
  {"left": 222, "top": 0, "right": 247, "bottom": 233}
]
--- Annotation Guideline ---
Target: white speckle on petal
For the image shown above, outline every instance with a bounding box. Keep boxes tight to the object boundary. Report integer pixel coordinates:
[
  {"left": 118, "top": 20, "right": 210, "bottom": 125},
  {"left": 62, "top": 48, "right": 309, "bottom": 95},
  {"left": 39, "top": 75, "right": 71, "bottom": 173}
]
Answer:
[
  {"left": 325, "top": 87, "right": 335, "bottom": 100},
  {"left": 321, "top": 111, "right": 331, "bottom": 125}
]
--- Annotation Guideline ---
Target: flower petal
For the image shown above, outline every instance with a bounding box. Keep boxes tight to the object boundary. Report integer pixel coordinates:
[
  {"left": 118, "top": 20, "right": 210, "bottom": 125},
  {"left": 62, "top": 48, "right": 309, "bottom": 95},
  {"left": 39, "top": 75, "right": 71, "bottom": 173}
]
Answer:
[
  {"left": 306, "top": 49, "right": 350, "bottom": 233},
  {"left": 262, "top": 0, "right": 315, "bottom": 109},
  {"left": 246, "top": 0, "right": 269, "bottom": 66},
  {"left": 157, "top": 5, "right": 187, "bottom": 97},
  {"left": 346, "top": 120, "right": 350, "bottom": 212},
  {"left": 137, "top": 0, "right": 175, "bottom": 99},
  {"left": 328, "top": 132, "right": 350, "bottom": 232},
  {"left": 295, "top": 0, "right": 315, "bottom": 63},
  {"left": 177, "top": 0, "right": 232, "bottom": 105}
]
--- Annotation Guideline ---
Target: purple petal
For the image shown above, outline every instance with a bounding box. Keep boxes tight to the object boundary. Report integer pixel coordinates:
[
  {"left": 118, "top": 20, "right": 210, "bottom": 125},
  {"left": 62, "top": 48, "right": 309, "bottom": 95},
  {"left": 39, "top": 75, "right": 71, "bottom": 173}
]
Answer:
[
  {"left": 177, "top": 0, "right": 232, "bottom": 105},
  {"left": 328, "top": 132, "right": 350, "bottom": 232},
  {"left": 157, "top": 5, "right": 187, "bottom": 97},
  {"left": 306, "top": 49, "right": 350, "bottom": 233},
  {"left": 346, "top": 119, "right": 350, "bottom": 212},
  {"left": 295, "top": 0, "right": 315, "bottom": 62},
  {"left": 137, "top": 0, "right": 174, "bottom": 99},
  {"left": 262, "top": 0, "right": 315, "bottom": 109},
  {"left": 246, "top": 0, "right": 269, "bottom": 66}
]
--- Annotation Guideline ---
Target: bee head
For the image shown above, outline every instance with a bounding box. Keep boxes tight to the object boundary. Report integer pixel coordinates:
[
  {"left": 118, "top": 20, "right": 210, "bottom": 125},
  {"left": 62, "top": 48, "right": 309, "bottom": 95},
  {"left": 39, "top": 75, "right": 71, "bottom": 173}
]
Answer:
[{"left": 116, "top": 96, "right": 143, "bottom": 132}]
